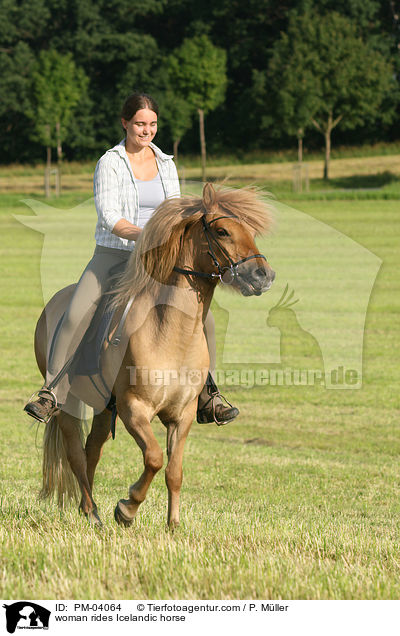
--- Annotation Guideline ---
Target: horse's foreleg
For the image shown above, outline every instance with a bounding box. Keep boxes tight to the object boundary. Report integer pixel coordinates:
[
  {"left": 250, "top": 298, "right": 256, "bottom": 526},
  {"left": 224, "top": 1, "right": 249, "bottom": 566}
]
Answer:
[
  {"left": 57, "top": 411, "right": 102, "bottom": 527},
  {"left": 85, "top": 409, "right": 113, "bottom": 492},
  {"left": 114, "top": 397, "right": 163, "bottom": 527},
  {"left": 165, "top": 402, "right": 196, "bottom": 528}
]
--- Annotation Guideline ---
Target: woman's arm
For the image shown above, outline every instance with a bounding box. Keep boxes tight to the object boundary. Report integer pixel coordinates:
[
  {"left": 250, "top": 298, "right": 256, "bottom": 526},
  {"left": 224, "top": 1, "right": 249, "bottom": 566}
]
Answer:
[
  {"left": 112, "top": 219, "right": 142, "bottom": 241},
  {"left": 94, "top": 158, "right": 124, "bottom": 232}
]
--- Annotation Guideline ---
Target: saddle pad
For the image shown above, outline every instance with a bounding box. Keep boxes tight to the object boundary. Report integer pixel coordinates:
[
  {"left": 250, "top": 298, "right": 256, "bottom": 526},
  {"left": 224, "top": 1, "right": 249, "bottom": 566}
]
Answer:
[
  {"left": 75, "top": 298, "right": 115, "bottom": 376},
  {"left": 47, "top": 295, "right": 116, "bottom": 379}
]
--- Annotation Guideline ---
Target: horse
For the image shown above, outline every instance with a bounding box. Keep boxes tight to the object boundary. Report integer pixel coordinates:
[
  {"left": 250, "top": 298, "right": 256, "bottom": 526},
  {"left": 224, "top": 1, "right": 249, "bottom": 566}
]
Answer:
[{"left": 35, "top": 183, "right": 275, "bottom": 528}]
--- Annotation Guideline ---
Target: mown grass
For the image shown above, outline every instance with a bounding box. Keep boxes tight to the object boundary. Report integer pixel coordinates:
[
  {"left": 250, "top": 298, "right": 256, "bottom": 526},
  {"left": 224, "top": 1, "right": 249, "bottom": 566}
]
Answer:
[{"left": 0, "top": 188, "right": 399, "bottom": 600}]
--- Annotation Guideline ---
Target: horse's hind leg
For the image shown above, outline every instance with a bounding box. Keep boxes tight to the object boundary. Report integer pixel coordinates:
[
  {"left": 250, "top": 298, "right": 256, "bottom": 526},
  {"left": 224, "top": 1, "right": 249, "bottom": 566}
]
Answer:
[
  {"left": 57, "top": 410, "right": 102, "bottom": 527},
  {"left": 85, "top": 409, "right": 113, "bottom": 492},
  {"left": 114, "top": 397, "right": 163, "bottom": 527}
]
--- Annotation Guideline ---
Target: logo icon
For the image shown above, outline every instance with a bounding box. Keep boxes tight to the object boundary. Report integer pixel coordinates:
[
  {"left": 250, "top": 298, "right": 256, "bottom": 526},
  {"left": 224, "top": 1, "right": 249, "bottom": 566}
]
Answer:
[{"left": 3, "top": 602, "right": 51, "bottom": 633}]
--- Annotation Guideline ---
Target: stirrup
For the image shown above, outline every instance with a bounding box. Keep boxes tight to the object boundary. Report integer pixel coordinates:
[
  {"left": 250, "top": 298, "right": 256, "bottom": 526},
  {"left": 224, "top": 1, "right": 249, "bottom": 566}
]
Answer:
[
  {"left": 25, "top": 388, "right": 59, "bottom": 424},
  {"left": 211, "top": 392, "right": 237, "bottom": 425}
]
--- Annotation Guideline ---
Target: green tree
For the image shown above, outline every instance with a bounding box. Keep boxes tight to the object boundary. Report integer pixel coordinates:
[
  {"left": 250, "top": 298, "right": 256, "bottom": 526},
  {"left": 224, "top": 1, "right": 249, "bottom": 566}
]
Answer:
[
  {"left": 159, "top": 90, "right": 194, "bottom": 162},
  {"left": 71, "top": 0, "right": 162, "bottom": 150},
  {"left": 263, "top": 31, "right": 321, "bottom": 163},
  {"left": 30, "top": 50, "right": 88, "bottom": 194},
  {"left": 150, "top": 0, "right": 395, "bottom": 152},
  {"left": 1, "top": 0, "right": 398, "bottom": 163},
  {"left": 168, "top": 35, "right": 227, "bottom": 181},
  {"left": 266, "top": 12, "right": 396, "bottom": 179},
  {"left": 0, "top": 41, "right": 36, "bottom": 141}
]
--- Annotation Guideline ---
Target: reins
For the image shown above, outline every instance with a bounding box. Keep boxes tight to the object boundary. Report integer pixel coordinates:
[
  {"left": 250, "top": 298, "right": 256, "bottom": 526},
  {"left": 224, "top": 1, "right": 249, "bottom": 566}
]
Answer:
[{"left": 173, "top": 214, "right": 267, "bottom": 285}]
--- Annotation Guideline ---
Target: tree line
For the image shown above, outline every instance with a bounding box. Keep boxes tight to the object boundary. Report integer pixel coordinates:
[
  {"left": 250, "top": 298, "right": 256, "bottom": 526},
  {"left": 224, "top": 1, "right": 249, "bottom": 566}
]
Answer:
[{"left": 1, "top": 0, "right": 399, "bottom": 178}]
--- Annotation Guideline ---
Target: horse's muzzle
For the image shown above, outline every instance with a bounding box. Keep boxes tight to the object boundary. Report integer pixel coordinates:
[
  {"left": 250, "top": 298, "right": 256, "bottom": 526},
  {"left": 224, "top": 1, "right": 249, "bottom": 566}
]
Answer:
[{"left": 237, "top": 264, "right": 275, "bottom": 296}]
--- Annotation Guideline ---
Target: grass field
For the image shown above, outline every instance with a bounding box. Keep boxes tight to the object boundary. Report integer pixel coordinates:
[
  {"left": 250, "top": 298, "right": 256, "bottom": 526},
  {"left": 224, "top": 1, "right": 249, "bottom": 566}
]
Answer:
[{"left": 0, "top": 169, "right": 399, "bottom": 599}]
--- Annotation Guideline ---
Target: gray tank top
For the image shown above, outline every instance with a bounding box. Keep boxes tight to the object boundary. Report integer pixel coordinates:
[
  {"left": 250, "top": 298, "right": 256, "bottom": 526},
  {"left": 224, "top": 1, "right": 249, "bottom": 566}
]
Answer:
[{"left": 136, "top": 172, "right": 165, "bottom": 229}]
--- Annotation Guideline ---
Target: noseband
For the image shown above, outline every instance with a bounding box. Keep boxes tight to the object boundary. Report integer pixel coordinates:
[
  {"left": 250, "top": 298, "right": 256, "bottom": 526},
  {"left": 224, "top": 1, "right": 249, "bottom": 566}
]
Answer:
[{"left": 173, "top": 215, "right": 267, "bottom": 284}]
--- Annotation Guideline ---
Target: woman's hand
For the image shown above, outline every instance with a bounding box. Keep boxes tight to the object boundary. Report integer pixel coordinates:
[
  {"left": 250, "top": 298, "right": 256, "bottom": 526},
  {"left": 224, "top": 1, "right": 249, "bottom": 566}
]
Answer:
[{"left": 112, "top": 219, "right": 142, "bottom": 241}]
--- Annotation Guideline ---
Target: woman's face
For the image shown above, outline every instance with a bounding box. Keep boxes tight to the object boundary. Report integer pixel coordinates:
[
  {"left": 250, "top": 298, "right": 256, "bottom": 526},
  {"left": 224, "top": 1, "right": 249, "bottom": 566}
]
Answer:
[{"left": 122, "top": 108, "right": 158, "bottom": 150}]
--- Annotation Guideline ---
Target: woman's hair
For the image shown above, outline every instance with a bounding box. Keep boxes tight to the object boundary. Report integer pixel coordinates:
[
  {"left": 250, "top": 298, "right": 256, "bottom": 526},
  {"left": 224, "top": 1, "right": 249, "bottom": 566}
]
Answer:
[{"left": 120, "top": 93, "right": 159, "bottom": 121}]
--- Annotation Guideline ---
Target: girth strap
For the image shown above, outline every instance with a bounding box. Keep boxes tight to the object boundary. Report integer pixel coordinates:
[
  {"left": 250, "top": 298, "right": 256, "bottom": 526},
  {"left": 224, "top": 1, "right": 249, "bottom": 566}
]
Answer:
[{"left": 110, "top": 295, "right": 135, "bottom": 346}]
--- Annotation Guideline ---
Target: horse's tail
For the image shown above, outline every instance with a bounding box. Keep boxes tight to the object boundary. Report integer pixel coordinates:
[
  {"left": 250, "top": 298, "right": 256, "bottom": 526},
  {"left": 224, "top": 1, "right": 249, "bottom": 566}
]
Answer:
[
  {"left": 40, "top": 412, "right": 85, "bottom": 506},
  {"left": 35, "top": 286, "right": 85, "bottom": 506}
]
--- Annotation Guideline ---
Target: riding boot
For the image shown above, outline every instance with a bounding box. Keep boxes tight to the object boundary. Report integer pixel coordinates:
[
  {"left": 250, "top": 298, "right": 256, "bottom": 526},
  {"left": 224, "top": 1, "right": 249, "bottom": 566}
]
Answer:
[
  {"left": 196, "top": 372, "right": 239, "bottom": 425},
  {"left": 24, "top": 388, "right": 60, "bottom": 424}
]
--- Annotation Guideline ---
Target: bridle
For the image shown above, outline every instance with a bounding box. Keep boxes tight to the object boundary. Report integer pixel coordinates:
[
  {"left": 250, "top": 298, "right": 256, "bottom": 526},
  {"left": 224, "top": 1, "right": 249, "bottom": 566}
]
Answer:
[{"left": 173, "top": 215, "right": 267, "bottom": 285}]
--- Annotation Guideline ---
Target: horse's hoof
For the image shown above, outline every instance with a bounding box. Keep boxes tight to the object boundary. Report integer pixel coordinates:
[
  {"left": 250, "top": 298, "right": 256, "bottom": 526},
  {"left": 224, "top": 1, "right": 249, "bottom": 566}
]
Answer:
[
  {"left": 167, "top": 520, "right": 180, "bottom": 533},
  {"left": 114, "top": 501, "right": 133, "bottom": 527},
  {"left": 79, "top": 504, "right": 103, "bottom": 529},
  {"left": 89, "top": 509, "right": 103, "bottom": 529}
]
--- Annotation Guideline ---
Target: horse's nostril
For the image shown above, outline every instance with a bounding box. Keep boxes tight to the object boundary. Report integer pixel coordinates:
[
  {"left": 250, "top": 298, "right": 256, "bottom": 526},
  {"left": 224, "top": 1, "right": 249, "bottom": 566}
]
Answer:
[
  {"left": 254, "top": 267, "right": 266, "bottom": 279},
  {"left": 254, "top": 267, "right": 275, "bottom": 283}
]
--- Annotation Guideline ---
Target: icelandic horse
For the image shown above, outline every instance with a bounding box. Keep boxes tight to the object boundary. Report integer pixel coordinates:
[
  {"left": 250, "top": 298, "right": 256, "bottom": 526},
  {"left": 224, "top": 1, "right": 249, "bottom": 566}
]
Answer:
[{"left": 35, "top": 183, "right": 275, "bottom": 527}]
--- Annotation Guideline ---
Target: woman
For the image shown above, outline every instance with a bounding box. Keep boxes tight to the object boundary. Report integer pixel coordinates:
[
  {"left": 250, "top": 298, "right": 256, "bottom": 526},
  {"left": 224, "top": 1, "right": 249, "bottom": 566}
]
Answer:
[{"left": 24, "top": 93, "right": 238, "bottom": 426}]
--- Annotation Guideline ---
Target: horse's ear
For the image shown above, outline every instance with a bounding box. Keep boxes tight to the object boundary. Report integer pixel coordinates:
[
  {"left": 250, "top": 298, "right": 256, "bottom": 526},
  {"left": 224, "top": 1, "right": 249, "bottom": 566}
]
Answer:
[{"left": 202, "top": 183, "right": 216, "bottom": 212}]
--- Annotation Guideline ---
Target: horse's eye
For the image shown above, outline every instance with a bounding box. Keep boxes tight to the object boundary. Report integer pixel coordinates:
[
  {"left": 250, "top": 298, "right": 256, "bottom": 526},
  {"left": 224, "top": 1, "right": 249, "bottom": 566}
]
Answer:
[{"left": 216, "top": 227, "right": 229, "bottom": 237}]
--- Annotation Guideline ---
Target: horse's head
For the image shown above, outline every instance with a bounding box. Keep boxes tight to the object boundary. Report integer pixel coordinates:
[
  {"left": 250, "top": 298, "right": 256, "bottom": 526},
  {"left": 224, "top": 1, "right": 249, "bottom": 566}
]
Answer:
[
  {"left": 112, "top": 183, "right": 275, "bottom": 308},
  {"left": 197, "top": 183, "right": 275, "bottom": 296}
]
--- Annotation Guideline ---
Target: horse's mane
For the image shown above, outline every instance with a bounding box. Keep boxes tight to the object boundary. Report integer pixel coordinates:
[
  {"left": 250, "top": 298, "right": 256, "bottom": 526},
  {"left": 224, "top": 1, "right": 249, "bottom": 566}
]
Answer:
[{"left": 112, "top": 185, "right": 272, "bottom": 308}]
